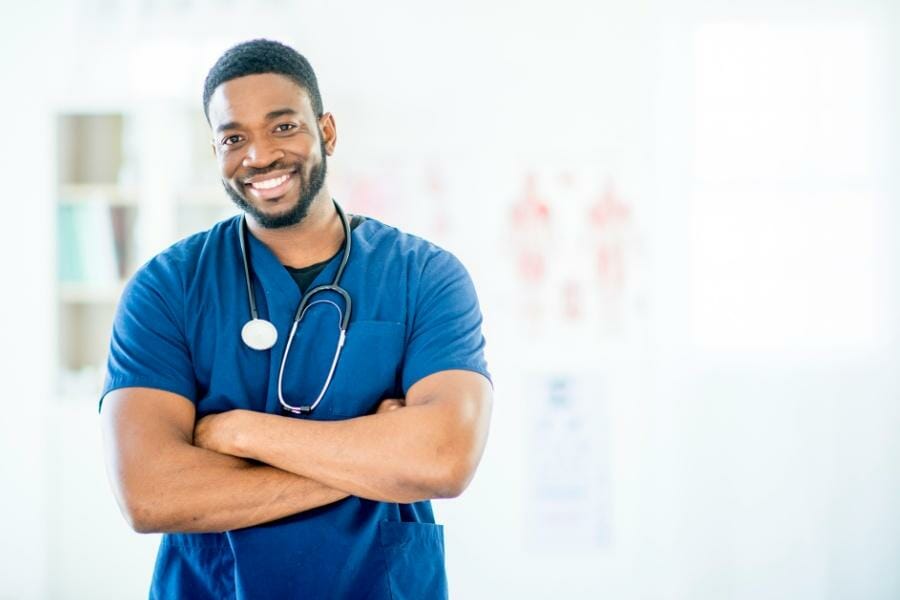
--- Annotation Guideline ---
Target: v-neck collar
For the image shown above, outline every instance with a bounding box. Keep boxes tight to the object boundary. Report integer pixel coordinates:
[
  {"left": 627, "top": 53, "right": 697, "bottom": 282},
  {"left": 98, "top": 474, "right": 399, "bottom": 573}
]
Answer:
[{"left": 244, "top": 221, "right": 345, "bottom": 312}]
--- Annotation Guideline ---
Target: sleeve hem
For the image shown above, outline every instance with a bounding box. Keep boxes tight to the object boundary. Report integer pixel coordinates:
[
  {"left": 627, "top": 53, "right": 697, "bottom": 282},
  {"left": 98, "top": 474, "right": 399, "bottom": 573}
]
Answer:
[
  {"left": 402, "top": 363, "right": 493, "bottom": 396},
  {"left": 99, "top": 377, "right": 197, "bottom": 413}
]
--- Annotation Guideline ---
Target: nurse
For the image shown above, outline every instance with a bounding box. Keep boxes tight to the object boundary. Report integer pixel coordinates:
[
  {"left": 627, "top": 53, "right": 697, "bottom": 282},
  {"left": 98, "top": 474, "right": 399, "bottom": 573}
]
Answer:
[{"left": 99, "top": 39, "right": 492, "bottom": 600}]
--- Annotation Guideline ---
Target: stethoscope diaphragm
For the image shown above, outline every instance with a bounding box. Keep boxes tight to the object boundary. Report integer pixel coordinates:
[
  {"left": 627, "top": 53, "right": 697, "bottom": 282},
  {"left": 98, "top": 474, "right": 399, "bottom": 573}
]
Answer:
[{"left": 241, "top": 318, "right": 278, "bottom": 351}]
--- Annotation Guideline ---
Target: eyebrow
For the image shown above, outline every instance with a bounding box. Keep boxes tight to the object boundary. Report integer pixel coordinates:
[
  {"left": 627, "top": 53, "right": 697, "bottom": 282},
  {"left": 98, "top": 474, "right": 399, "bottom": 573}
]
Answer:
[{"left": 215, "top": 108, "right": 299, "bottom": 134}]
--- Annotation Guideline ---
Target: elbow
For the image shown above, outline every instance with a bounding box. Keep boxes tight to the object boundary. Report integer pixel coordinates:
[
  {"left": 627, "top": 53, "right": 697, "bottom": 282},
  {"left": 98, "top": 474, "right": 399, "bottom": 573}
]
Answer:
[
  {"left": 430, "top": 456, "right": 478, "bottom": 499},
  {"left": 128, "top": 514, "right": 157, "bottom": 535},
  {"left": 432, "top": 386, "right": 491, "bottom": 499},
  {"left": 119, "top": 504, "right": 152, "bottom": 534},
  {"left": 117, "top": 485, "right": 169, "bottom": 534},
  {"left": 433, "top": 480, "right": 467, "bottom": 500},
  {"left": 427, "top": 428, "right": 490, "bottom": 499},
  {"left": 395, "top": 455, "right": 474, "bottom": 502},
  {"left": 121, "top": 496, "right": 161, "bottom": 534}
]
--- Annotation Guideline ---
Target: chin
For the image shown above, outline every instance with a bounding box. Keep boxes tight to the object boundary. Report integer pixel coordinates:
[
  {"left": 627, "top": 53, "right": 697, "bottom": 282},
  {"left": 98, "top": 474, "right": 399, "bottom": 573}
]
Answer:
[
  {"left": 255, "top": 198, "right": 296, "bottom": 215},
  {"left": 250, "top": 197, "right": 312, "bottom": 229}
]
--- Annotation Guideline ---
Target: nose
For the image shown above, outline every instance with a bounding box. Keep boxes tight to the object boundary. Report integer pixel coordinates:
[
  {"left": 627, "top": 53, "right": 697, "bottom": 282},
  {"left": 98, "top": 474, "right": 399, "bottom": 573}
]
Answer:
[{"left": 242, "top": 137, "right": 285, "bottom": 169}]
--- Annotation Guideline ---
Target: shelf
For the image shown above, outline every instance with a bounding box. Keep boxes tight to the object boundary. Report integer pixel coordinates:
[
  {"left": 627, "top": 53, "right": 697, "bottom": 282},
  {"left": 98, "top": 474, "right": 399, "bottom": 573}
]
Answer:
[
  {"left": 54, "top": 108, "right": 228, "bottom": 398},
  {"left": 58, "top": 184, "right": 138, "bottom": 207},
  {"left": 56, "top": 114, "right": 128, "bottom": 185}
]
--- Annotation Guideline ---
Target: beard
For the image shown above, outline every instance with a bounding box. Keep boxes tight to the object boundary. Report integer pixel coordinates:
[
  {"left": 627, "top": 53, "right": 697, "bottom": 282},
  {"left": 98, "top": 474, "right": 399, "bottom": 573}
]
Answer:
[{"left": 224, "top": 138, "right": 328, "bottom": 229}]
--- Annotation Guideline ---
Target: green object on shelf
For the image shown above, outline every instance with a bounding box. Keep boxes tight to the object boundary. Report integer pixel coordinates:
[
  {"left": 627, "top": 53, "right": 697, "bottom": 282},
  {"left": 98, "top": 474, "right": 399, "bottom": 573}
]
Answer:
[
  {"left": 57, "top": 201, "right": 119, "bottom": 284},
  {"left": 58, "top": 203, "right": 84, "bottom": 283}
]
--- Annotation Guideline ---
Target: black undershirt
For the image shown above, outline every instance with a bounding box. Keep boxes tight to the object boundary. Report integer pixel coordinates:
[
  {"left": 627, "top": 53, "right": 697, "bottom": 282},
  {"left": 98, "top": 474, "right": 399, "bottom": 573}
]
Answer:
[{"left": 284, "top": 214, "right": 366, "bottom": 293}]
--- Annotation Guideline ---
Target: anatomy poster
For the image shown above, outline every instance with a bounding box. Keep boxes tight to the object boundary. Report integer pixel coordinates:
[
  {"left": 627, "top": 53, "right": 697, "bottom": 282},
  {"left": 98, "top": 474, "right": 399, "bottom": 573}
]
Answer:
[{"left": 506, "top": 168, "right": 646, "bottom": 342}]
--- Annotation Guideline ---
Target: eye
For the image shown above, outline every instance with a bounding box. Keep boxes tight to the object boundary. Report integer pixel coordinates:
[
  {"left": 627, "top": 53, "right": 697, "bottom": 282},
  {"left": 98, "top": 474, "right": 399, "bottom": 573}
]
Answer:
[
  {"left": 222, "top": 134, "right": 243, "bottom": 146},
  {"left": 275, "top": 123, "right": 297, "bottom": 133}
]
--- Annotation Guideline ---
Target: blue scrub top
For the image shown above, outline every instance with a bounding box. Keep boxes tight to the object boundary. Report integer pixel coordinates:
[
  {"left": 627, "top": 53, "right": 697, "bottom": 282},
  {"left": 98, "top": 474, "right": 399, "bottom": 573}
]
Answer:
[{"left": 101, "top": 214, "right": 490, "bottom": 600}]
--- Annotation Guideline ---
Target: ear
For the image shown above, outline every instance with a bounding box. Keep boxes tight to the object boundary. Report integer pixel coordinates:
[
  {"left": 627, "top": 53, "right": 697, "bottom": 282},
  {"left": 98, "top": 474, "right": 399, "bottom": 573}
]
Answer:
[
  {"left": 319, "top": 112, "right": 337, "bottom": 156},
  {"left": 210, "top": 139, "right": 217, "bottom": 159}
]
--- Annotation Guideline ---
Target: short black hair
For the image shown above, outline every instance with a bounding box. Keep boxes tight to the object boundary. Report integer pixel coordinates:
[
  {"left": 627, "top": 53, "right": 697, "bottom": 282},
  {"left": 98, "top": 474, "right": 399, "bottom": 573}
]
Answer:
[{"left": 202, "top": 39, "right": 324, "bottom": 123}]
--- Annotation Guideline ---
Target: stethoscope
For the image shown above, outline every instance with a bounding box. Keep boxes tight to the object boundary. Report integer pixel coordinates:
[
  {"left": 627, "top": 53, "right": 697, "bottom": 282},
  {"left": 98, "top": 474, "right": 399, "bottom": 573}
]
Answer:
[{"left": 238, "top": 200, "right": 353, "bottom": 415}]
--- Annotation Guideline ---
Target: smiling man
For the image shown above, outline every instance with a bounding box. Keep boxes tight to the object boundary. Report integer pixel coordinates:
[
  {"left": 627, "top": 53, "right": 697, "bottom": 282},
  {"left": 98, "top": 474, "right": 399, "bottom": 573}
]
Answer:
[{"left": 99, "top": 39, "right": 492, "bottom": 599}]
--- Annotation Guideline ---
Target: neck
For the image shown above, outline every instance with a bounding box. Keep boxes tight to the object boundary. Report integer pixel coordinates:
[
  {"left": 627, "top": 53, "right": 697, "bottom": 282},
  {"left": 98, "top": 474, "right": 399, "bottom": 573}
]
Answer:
[{"left": 245, "top": 190, "right": 344, "bottom": 268}]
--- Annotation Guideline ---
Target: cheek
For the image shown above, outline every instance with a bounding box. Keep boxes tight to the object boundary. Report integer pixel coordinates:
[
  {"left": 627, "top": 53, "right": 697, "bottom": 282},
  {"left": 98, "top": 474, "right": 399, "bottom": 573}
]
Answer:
[
  {"left": 291, "top": 135, "right": 319, "bottom": 159},
  {"left": 221, "top": 153, "right": 243, "bottom": 179}
]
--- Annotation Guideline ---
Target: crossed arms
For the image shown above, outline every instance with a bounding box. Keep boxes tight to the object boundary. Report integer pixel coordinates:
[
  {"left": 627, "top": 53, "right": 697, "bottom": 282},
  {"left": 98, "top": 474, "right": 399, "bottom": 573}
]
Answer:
[{"left": 100, "top": 369, "right": 492, "bottom": 534}]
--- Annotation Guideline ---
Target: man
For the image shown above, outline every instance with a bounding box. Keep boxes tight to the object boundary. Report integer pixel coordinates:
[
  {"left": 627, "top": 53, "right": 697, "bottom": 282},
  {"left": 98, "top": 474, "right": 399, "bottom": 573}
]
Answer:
[{"left": 99, "top": 39, "right": 492, "bottom": 599}]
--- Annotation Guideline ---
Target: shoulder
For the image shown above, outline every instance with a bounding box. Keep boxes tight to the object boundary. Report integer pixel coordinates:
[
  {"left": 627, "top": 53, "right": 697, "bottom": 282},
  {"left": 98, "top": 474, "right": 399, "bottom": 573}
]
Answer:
[
  {"left": 126, "top": 215, "right": 240, "bottom": 299},
  {"left": 354, "top": 216, "right": 464, "bottom": 276},
  {"left": 353, "top": 218, "right": 476, "bottom": 324}
]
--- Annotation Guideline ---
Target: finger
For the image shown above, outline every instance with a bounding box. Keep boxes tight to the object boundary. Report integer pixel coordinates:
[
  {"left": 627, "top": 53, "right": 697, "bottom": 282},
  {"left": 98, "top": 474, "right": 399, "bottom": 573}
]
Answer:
[{"left": 376, "top": 399, "right": 403, "bottom": 414}]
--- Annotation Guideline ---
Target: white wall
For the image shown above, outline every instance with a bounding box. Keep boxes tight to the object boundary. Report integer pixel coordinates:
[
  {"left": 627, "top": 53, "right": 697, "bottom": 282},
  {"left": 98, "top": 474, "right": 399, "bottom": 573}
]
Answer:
[
  {"left": 0, "top": 1, "right": 61, "bottom": 597},
  {"left": 2, "top": 0, "right": 899, "bottom": 598}
]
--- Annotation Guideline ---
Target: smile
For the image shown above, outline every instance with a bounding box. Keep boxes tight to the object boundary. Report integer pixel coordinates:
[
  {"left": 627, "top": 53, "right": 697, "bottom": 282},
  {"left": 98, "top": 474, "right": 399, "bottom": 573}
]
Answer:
[
  {"left": 249, "top": 173, "right": 291, "bottom": 190},
  {"left": 243, "top": 171, "right": 297, "bottom": 201}
]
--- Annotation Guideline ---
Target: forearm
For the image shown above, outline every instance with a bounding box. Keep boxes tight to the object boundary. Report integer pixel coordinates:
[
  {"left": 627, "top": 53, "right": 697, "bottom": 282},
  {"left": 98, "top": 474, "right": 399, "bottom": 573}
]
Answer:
[
  {"left": 234, "top": 398, "right": 485, "bottom": 503},
  {"left": 127, "top": 444, "right": 347, "bottom": 534}
]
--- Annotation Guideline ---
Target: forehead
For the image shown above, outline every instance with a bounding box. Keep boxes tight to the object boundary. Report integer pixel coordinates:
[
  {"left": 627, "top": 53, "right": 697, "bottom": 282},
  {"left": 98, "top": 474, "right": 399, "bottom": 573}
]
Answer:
[{"left": 207, "top": 72, "right": 314, "bottom": 128}]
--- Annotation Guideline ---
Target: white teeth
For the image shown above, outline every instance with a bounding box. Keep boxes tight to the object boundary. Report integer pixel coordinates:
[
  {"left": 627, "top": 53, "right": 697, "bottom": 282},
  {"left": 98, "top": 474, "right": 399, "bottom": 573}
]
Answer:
[{"left": 250, "top": 174, "right": 290, "bottom": 190}]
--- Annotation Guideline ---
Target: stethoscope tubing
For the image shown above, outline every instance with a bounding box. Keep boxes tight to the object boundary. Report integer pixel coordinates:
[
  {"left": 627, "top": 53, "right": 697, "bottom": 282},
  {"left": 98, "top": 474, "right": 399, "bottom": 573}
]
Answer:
[{"left": 239, "top": 199, "right": 353, "bottom": 414}]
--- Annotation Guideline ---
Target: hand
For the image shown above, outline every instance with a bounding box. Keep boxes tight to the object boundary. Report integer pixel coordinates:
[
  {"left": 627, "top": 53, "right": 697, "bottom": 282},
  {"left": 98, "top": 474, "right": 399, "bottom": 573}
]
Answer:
[
  {"left": 375, "top": 398, "right": 405, "bottom": 414},
  {"left": 194, "top": 410, "right": 247, "bottom": 456}
]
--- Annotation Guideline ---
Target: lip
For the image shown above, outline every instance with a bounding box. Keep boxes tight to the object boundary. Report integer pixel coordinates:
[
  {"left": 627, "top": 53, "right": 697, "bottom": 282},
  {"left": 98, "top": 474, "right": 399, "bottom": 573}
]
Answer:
[{"left": 243, "top": 170, "right": 297, "bottom": 201}]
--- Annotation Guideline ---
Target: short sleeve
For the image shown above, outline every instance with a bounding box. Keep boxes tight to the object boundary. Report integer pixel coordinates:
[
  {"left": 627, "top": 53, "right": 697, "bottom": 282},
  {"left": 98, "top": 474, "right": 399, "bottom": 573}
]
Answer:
[
  {"left": 401, "top": 250, "right": 491, "bottom": 394},
  {"left": 99, "top": 256, "right": 198, "bottom": 412}
]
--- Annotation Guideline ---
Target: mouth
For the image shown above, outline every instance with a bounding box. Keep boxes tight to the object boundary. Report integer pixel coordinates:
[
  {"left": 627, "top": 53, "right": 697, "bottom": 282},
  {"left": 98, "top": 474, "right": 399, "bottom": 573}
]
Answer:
[{"left": 242, "top": 170, "right": 297, "bottom": 201}]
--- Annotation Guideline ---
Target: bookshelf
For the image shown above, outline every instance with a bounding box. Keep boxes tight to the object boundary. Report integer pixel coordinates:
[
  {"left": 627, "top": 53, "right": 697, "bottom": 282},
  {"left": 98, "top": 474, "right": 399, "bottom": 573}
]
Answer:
[{"left": 55, "top": 109, "right": 235, "bottom": 398}]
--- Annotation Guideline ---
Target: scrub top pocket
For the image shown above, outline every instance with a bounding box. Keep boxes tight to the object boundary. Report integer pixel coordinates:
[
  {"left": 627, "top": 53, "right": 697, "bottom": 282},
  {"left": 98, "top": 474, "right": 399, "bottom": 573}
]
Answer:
[
  {"left": 324, "top": 320, "right": 405, "bottom": 418},
  {"left": 378, "top": 521, "right": 448, "bottom": 600}
]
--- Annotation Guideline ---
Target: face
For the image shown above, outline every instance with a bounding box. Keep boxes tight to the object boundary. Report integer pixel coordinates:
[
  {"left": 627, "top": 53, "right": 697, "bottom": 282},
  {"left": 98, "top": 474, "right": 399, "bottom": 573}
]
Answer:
[{"left": 207, "top": 73, "right": 336, "bottom": 228}]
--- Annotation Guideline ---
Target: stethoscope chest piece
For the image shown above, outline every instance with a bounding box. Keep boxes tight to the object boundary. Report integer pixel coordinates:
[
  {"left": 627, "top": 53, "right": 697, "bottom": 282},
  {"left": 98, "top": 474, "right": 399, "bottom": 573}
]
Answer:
[{"left": 241, "top": 318, "right": 278, "bottom": 351}]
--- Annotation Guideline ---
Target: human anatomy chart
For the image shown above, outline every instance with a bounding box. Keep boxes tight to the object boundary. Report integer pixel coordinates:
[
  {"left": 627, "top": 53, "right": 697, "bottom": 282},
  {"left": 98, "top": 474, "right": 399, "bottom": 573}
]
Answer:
[{"left": 507, "top": 170, "right": 646, "bottom": 341}]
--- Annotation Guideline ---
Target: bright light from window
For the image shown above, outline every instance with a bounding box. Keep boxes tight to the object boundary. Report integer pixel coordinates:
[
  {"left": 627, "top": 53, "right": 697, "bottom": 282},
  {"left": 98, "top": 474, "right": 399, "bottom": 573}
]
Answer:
[{"left": 689, "top": 21, "right": 887, "bottom": 355}]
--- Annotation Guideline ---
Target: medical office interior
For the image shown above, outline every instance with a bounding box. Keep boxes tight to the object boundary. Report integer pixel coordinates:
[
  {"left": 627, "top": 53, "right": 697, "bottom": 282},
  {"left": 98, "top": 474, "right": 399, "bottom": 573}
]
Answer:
[{"left": 2, "top": 0, "right": 899, "bottom": 598}]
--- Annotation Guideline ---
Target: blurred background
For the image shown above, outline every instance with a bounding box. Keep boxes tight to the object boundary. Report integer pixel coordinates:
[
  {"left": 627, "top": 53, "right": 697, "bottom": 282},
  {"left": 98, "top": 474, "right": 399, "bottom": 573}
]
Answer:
[{"left": 2, "top": 0, "right": 899, "bottom": 598}]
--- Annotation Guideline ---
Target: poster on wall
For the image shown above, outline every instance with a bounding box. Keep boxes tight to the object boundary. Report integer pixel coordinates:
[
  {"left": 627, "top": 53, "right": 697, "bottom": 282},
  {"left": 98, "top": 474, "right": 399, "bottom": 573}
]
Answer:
[
  {"left": 505, "top": 168, "right": 647, "bottom": 345},
  {"left": 524, "top": 372, "right": 612, "bottom": 552}
]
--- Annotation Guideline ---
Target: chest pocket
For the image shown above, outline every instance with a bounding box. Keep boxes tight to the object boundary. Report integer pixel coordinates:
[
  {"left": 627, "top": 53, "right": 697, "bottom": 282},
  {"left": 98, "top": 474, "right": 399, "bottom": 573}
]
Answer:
[{"left": 324, "top": 320, "right": 405, "bottom": 418}]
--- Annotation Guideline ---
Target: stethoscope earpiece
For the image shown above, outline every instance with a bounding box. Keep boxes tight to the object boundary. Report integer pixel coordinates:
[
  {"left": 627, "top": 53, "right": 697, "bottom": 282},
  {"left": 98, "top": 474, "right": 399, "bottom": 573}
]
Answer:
[{"left": 241, "top": 318, "right": 278, "bottom": 351}]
